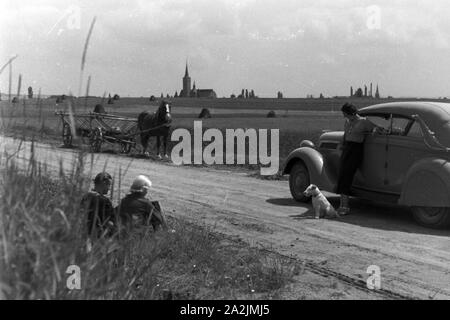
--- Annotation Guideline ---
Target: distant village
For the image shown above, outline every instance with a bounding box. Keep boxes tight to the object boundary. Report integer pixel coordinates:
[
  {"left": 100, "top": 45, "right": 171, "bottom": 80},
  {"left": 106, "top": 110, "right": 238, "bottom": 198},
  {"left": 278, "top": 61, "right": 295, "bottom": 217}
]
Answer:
[
  {"left": 2, "top": 61, "right": 449, "bottom": 101},
  {"left": 155, "top": 63, "right": 388, "bottom": 100},
  {"left": 350, "top": 83, "right": 380, "bottom": 99},
  {"left": 165, "top": 62, "right": 258, "bottom": 100}
]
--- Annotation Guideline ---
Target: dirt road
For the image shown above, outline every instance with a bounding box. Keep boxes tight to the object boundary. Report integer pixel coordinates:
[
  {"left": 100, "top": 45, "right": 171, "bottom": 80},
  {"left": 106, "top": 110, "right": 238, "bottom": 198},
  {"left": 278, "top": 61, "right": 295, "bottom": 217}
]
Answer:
[{"left": 2, "top": 136, "right": 449, "bottom": 299}]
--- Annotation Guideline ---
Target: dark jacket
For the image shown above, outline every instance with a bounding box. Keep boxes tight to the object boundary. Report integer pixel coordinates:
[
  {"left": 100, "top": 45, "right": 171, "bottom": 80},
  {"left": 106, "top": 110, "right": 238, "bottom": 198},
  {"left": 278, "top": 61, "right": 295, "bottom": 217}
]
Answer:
[
  {"left": 117, "top": 193, "right": 167, "bottom": 230},
  {"left": 80, "top": 191, "right": 116, "bottom": 238}
]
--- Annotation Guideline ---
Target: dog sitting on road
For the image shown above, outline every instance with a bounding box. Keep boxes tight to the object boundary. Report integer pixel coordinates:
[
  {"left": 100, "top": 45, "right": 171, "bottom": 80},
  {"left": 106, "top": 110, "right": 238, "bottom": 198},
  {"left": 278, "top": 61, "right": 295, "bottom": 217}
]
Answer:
[{"left": 303, "top": 184, "right": 339, "bottom": 219}]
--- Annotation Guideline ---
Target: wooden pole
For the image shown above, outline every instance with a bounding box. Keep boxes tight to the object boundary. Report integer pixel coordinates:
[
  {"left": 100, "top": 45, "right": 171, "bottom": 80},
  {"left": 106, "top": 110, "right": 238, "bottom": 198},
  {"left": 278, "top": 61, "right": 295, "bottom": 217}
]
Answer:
[
  {"left": 17, "top": 74, "right": 22, "bottom": 99},
  {"left": 84, "top": 75, "right": 91, "bottom": 110}
]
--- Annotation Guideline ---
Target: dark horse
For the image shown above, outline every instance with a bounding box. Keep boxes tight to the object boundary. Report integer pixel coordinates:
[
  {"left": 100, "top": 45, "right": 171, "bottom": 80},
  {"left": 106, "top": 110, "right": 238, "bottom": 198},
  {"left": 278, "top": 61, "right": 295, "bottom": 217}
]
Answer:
[{"left": 137, "top": 100, "right": 172, "bottom": 158}]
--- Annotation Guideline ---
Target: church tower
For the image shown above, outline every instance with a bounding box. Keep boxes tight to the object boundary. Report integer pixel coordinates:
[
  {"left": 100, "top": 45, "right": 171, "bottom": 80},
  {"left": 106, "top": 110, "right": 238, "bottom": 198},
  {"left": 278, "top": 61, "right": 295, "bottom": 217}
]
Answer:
[
  {"left": 375, "top": 84, "right": 380, "bottom": 99},
  {"left": 191, "top": 81, "right": 197, "bottom": 97},
  {"left": 182, "top": 61, "right": 191, "bottom": 97}
]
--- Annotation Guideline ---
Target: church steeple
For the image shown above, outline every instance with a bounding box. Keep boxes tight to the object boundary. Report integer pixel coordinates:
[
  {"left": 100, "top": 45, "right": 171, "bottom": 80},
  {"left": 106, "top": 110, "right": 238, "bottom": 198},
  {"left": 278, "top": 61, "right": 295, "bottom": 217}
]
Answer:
[
  {"left": 184, "top": 60, "right": 189, "bottom": 77},
  {"left": 182, "top": 60, "right": 191, "bottom": 97}
]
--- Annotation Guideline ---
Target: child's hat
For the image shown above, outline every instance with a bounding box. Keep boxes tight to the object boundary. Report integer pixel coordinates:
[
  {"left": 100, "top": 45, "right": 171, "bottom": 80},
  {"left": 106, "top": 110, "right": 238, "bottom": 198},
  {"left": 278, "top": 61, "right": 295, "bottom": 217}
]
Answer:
[{"left": 130, "top": 175, "right": 152, "bottom": 193}]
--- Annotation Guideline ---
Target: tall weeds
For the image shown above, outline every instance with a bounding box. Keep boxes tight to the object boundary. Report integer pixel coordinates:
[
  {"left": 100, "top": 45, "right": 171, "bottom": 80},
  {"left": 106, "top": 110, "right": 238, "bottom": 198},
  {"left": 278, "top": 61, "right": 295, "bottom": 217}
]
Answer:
[{"left": 0, "top": 142, "right": 295, "bottom": 299}]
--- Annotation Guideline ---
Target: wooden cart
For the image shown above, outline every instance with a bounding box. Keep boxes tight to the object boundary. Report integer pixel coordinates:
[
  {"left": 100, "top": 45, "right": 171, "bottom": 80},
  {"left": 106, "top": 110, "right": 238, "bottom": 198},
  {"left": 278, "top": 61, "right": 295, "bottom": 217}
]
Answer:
[{"left": 55, "top": 111, "right": 138, "bottom": 153}]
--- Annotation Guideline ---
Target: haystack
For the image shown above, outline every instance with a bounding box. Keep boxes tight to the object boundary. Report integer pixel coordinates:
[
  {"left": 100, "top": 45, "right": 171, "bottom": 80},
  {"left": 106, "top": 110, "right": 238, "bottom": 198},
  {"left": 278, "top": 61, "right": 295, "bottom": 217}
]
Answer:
[
  {"left": 267, "top": 110, "right": 276, "bottom": 118},
  {"left": 198, "top": 108, "right": 212, "bottom": 119},
  {"left": 94, "top": 104, "right": 107, "bottom": 113}
]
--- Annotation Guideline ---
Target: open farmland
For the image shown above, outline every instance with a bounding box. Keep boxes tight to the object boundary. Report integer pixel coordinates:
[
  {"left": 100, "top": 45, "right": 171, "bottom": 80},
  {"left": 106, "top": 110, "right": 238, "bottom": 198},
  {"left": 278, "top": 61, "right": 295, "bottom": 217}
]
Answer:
[
  {"left": 2, "top": 96, "right": 445, "bottom": 168},
  {"left": 1, "top": 97, "right": 348, "bottom": 167}
]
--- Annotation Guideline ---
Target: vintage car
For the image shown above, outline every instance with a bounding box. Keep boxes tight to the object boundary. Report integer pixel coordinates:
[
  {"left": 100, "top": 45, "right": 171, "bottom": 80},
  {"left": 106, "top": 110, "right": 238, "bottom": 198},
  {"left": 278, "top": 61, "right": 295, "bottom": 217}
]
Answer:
[{"left": 282, "top": 101, "right": 450, "bottom": 228}]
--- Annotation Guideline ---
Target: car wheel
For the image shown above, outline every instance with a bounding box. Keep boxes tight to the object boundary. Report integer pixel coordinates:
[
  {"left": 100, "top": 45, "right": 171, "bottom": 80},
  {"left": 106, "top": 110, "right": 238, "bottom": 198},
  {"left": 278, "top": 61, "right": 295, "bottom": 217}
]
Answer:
[
  {"left": 289, "top": 161, "right": 311, "bottom": 202},
  {"left": 411, "top": 207, "right": 450, "bottom": 229}
]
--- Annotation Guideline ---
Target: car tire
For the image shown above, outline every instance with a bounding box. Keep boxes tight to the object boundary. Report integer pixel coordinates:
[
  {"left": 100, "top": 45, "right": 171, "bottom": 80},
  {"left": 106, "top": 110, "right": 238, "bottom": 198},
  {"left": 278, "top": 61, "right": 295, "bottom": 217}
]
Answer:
[
  {"left": 289, "top": 161, "right": 311, "bottom": 202},
  {"left": 411, "top": 207, "right": 450, "bottom": 229}
]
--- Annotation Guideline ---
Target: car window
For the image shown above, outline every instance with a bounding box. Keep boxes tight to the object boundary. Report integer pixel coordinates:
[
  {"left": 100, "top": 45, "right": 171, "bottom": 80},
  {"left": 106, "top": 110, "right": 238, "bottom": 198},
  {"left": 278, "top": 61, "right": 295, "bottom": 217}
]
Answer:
[
  {"left": 366, "top": 115, "right": 414, "bottom": 136},
  {"left": 390, "top": 117, "right": 410, "bottom": 136},
  {"left": 406, "top": 121, "right": 423, "bottom": 138},
  {"left": 366, "top": 115, "right": 390, "bottom": 130}
]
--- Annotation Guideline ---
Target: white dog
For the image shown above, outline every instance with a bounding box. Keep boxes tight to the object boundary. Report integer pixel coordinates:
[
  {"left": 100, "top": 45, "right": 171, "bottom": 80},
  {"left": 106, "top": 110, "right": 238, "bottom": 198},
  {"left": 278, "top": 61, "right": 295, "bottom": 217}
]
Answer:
[{"left": 303, "top": 184, "right": 339, "bottom": 219}]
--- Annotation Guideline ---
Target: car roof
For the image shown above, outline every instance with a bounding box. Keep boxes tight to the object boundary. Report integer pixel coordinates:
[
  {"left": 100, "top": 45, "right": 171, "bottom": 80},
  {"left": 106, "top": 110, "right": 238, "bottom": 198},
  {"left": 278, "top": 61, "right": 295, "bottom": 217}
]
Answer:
[
  {"left": 359, "top": 101, "right": 450, "bottom": 146},
  {"left": 359, "top": 101, "right": 450, "bottom": 120}
]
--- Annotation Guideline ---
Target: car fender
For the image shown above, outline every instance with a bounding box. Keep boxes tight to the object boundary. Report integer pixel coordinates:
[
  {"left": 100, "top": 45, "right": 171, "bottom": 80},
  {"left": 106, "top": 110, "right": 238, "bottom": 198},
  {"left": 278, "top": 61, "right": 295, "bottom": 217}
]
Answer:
[
  {"left": 399, "top": 157, "right": 450, "bottom": 207},
  {"left": 282, "top": 146, "right": 334, "bottom": 192}
]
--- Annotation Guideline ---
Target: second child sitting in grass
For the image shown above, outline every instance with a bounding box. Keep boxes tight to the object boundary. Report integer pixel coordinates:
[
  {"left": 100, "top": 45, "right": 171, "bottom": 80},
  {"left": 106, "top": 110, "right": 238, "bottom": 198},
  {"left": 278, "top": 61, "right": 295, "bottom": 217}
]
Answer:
[
  {"left": 80, "top": 172, "right": 117, "bottom": 250},
  {"left": 117, "top": 175, "right": 169, "bottom": 232}
]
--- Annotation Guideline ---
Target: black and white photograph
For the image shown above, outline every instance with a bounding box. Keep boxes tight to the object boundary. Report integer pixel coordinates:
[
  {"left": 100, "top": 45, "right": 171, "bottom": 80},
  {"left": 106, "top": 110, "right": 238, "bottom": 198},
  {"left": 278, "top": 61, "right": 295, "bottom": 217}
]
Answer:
[{"left": 1, "top": 0, "right": 449, "bottom": 306}]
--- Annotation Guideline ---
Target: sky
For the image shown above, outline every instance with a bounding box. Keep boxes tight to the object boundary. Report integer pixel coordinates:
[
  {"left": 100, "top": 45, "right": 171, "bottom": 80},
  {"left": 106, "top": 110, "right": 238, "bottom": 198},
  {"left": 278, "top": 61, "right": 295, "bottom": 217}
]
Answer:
[{"left": 2, "top": 0, "right": 450, "bottom": 98}]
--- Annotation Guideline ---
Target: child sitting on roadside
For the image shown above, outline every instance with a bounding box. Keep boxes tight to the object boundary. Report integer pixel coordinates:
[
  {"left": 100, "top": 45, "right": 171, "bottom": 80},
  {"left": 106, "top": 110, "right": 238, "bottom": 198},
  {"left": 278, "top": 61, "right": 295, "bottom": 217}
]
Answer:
[
  {"left": 117, "top": 175, "right": 169, "bottom": 232},
  {"left": 80, "top": 172, "right": 117, "bottom": 240}
]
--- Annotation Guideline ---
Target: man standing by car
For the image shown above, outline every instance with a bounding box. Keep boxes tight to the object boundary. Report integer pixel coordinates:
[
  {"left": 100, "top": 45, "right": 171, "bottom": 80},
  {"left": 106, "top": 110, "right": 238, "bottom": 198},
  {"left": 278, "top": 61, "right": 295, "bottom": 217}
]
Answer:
[{"left": 335, "top": 103, "right": 384, "bottom": 215}]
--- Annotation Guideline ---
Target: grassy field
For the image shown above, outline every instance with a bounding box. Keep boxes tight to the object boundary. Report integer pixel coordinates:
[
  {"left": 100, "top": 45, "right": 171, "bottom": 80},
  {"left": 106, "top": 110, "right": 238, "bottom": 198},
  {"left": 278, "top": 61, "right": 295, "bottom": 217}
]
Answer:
[
  {"left": 1, "top": 96, "right": 445, "bottom": 173},
  {"left": 63, "top": 96, "right": 446, "bottom": 112}
]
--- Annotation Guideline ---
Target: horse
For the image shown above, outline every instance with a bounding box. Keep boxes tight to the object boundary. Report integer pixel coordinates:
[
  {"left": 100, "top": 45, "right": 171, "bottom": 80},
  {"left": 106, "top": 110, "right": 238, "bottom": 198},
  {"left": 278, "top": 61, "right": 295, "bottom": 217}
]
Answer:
[{"left": 137, "top": 100, "right": 172, "bottom": 159}]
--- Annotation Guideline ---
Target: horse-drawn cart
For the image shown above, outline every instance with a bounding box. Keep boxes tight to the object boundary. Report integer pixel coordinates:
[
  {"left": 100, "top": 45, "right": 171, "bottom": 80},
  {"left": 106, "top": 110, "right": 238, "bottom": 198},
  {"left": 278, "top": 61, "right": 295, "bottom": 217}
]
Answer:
[{"left": 55, "top": 111, "right": 138, "bottom": 153}]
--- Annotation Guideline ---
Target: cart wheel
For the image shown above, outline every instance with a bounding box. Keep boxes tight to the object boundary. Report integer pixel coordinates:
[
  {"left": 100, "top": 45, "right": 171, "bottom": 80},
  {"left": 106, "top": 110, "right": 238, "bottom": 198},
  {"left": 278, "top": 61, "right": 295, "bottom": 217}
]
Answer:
[
  {"left": 62, "top": 122, "right": 72, "bottom": 147},
  {"left": 89, "top": 127, "right": 103, "bottom": 153},
  {"left": 120, "top": 142, "right": 133, "bottom": 154}
]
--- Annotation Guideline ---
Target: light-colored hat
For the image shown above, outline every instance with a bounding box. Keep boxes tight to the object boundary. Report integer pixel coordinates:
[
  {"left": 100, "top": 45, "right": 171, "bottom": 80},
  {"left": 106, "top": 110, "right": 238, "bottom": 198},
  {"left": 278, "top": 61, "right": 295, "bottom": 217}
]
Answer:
[{"left": 130, "top": 175, "right": 152, "bottom": 193}]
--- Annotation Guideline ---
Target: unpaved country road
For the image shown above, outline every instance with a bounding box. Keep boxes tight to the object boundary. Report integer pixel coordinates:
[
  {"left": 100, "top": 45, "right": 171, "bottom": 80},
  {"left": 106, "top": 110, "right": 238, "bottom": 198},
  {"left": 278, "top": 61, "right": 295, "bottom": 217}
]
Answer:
[{"left": 1, "top": 136, "right": 449, "bottom": 300}]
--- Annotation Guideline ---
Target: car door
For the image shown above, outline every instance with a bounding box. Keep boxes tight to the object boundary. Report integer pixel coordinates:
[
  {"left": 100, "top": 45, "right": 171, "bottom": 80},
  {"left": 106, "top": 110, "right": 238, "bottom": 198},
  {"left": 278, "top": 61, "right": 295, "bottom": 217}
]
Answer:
[
  {"left": 384, "top": 117, "right": 428, "bottom": 194},
  {"left": 352, "top": 114, "right": 390, "bottom": 193}
]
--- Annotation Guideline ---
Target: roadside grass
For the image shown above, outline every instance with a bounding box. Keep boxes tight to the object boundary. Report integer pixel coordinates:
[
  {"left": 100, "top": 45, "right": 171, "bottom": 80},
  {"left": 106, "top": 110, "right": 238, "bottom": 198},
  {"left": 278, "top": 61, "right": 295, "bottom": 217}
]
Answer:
[{"left": 0, "top": 147, "right": 297, "bottom": 299}]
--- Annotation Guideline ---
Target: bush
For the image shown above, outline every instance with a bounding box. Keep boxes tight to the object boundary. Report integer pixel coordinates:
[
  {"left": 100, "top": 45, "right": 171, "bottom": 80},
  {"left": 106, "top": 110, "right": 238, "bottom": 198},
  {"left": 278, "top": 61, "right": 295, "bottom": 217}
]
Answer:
[
  {"left": 267, "top": 110, "right": 276, "bottom": 118},
  {"left": 198, "top": 108, "right": 212, "bottom": 119}
]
